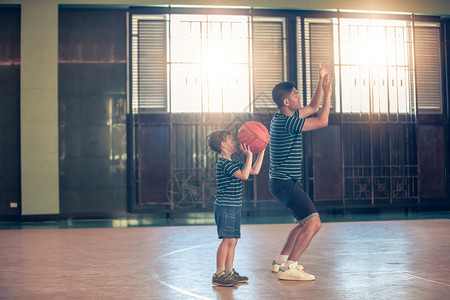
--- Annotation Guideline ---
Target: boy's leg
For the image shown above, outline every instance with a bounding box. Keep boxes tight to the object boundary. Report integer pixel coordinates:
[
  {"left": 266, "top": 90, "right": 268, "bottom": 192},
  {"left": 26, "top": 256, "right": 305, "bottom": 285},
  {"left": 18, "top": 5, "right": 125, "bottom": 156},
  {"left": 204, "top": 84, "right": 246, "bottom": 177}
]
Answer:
[
  {"left": 215, "top": 205, "right": 240, "bottom": 272},
  {"left": 216, "top": 238, "right": 237, "bottom": 271},
  {"left": 222, "top": 238, "right": 248, "bottom": 283},
  {"left": 213, "top": 239, "right": 238, "bottom": 287},
  {"left": 225, "top": 238, "right": 238, "bottom": 270},
  {"left": 222, "top": 207, "right": 249, "bottom": 283},
  {"left": 216, "top": 240, "right": 227, "bottom": 274},
  {"left": 213, "top": 205, "right": 241, "bottom": 286}
]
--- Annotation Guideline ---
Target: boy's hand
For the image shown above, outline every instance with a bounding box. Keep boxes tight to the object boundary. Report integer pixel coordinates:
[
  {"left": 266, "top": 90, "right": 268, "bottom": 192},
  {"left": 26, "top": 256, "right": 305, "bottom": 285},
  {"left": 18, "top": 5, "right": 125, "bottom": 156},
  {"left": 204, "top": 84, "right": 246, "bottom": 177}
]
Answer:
[
  {"left": 240, "top": 143, "right": 253, "bottom": 157},
  {"left": 319, "top": 61, "right": 328, "bottom": 80},
  {"left": 322, "top": 74, "right": 333, "bottom": 96}
]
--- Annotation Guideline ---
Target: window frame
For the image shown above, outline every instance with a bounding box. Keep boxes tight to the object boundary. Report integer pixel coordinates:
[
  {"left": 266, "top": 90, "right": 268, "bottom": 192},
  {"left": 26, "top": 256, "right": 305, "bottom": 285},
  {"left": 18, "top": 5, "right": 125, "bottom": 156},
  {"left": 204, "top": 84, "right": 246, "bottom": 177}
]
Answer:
[
  {"left": 129, "top": 8, "right": 444, "bottom": 117},
  {"left": 296, "top": 12, "right": 443, "bottom": 117},
  {"left": 129, "top": 8, "right": 288, "bottom": 114}
]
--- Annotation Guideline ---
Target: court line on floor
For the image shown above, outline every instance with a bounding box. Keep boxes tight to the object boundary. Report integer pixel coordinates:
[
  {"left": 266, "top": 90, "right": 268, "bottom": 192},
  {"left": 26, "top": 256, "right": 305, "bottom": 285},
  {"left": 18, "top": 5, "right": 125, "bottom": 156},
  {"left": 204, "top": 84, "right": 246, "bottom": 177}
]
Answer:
[
  {"left": 152, "top": 242, "right": 450, "bottom": 298},
  {"left": 153, "top": 272, "right": 211, "bottom": 300},
  {"left": 320, "top": 251, "right": 404, "bottom": 256},
  {"left": 333, "top": 270, "right": 450, "bottom": 288},
  {"left": 400, "top": 272, "right": 450, "bottom": 287},
  {"left": 152, "top": 242, "right": 219, "bottom": 300}
]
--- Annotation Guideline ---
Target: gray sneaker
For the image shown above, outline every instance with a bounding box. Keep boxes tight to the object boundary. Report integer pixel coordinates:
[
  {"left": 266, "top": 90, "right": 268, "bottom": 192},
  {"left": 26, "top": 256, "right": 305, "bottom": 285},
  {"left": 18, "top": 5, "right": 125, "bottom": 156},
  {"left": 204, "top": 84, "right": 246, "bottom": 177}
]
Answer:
[
  {"left": 229, "top": 269, "right": 248, "bottom": 283},
  {"left": 212, "top": 271, "right": 237, "bottom": 287}
]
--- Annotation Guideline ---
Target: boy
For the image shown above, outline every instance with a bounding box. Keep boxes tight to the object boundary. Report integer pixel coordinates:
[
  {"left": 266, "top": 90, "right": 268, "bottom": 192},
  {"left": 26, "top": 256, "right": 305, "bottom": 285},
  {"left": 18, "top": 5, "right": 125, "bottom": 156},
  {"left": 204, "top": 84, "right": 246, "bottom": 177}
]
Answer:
[
  {"left": 208, "top": 129, "right": 265, "bottom": 286},
  {"left": 269, "top": 62, "right": 333, "bottom": 280}
]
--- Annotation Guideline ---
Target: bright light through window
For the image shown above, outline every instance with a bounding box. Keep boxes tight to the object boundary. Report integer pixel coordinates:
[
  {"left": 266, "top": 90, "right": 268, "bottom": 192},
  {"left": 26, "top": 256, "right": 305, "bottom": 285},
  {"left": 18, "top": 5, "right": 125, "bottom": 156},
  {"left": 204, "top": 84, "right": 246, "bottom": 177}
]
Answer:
[
  {"left": 170, "top": 15, "right": 250, "bottom": 113},
  {"left": 334, "top": 19, "right": 413, "bottom": 114}
]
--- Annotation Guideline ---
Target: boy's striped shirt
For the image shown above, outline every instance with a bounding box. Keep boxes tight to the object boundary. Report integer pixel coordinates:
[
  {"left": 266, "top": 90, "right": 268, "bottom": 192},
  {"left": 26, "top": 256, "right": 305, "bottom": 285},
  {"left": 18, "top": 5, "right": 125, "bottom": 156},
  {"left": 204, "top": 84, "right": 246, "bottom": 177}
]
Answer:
[
  {"left": 269, "top": 110, "right": 305, "bottom": 180},
  {"left": 215, "top": 158, "right": 245, "bottom": 207}
]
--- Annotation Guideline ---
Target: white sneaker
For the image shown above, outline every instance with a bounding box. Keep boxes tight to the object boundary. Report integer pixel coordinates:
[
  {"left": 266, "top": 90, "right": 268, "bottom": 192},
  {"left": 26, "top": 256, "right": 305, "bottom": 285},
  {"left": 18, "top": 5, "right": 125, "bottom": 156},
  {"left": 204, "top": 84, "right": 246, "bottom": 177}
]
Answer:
[
  {"left": 271, "top": 260, "right": 282, "bottom": 272},
  {"left": 277, "top": 262, "right": 315, "bottom": 281},
  {"left": 272, "top": 260, "right": 304, "bottom": 273}
]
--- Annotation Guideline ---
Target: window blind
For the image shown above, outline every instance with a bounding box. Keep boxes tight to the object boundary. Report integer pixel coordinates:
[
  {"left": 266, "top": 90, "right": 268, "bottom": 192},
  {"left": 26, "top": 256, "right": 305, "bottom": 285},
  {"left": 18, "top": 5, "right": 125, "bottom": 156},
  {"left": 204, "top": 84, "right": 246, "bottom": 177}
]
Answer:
[
  {"left": 414, "top": 25, "right": 442, "bottom": 114},
  {"left": 252, "top": 20, "right": 285, "bottom": 111},
  {"left": 300, "top": 19, "right": 335, "bottom": 110},
  {"left": 132, "top": 17, "right": 167, "bottom": 112}
]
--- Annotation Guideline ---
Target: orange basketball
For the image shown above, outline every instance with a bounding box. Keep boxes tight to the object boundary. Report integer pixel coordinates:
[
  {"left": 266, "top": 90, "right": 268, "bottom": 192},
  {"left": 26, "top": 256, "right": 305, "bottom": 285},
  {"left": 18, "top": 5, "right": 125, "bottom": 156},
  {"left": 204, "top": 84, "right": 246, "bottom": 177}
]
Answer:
[{"left": 237, "top": 121, "right": 269, "bottom": 154}]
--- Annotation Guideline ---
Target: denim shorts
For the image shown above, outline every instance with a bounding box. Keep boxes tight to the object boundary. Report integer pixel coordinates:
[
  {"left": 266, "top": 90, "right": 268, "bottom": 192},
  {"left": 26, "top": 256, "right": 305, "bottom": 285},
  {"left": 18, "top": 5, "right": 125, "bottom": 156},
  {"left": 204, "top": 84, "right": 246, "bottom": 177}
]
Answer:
[
  {"left": 214, "top": 204, "right": 241, "bottom": 239},
  {"left": 269, "top": 179, "right": 319, "bottom": 224}
]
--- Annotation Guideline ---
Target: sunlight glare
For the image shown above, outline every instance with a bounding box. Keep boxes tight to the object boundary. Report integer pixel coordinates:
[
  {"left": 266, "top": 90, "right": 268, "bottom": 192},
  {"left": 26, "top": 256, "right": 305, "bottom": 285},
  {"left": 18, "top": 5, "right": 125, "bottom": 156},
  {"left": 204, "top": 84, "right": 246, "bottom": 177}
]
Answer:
[
  {"left": 336, "top": 18, "right": 411, "bottom": 113},
  {"left": 171, "top": 15, "right": 250, "bottom": 113}
]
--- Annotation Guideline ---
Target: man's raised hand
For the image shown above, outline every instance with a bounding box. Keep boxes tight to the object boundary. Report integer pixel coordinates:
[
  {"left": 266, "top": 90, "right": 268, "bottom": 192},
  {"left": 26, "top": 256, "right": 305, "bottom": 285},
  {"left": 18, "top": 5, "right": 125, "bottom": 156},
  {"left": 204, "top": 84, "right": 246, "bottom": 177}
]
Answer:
[
  {"left": 322, "top": 73, "right": 333, "bottom": 95},
  {"left": 319, "top": 61, "right": 328, "bottom": 80}
]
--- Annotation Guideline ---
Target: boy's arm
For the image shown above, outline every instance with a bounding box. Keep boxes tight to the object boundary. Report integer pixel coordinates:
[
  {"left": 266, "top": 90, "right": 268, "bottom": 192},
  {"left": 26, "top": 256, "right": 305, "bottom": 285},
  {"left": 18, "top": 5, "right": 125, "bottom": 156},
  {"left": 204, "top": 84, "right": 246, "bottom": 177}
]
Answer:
[
  {"left": 298, "top": 62, "right": 328, "bottom": 119},
  {"left": 234, "top": 144, "right": 253, "bottom": 180},
  {"left": 302, "top": 74, "right": 333, "bottom": 131},
  {"left": 250, "top": 148, "right": 266, "bottom": 175}
]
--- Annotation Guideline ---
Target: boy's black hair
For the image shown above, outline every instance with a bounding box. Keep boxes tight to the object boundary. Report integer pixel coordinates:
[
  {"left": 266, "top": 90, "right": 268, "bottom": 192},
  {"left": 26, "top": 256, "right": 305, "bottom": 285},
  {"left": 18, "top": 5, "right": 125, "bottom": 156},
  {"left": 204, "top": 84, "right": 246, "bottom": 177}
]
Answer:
[
  {"left": 272, "top": 81, "right": 296, "bottom": 109},
  {"left": 207, "top": 129, "right": 232, "bottom": 154}
]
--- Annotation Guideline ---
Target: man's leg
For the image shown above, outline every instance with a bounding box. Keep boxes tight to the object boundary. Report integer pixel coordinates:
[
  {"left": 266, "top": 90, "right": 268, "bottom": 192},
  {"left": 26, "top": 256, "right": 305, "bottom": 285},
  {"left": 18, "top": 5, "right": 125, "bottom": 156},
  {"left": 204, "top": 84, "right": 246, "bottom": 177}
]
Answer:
[
  {"left": 287, "top": 215, "right": 321, "bottom": 262},
  {"left": 280, "top": 223, "right": 304, "bottom": 256},
  {"left": 277, "top": 216, "right": 321, "bottom": 281},
  {"left": 272, "top": 223, "right": 305, "bottom": 272},
  {"left": 284, "top": 182, "right": 321, "bottom": 262},
  {"left": 269, "top": 179, "right": 320, "bottom": 275}
]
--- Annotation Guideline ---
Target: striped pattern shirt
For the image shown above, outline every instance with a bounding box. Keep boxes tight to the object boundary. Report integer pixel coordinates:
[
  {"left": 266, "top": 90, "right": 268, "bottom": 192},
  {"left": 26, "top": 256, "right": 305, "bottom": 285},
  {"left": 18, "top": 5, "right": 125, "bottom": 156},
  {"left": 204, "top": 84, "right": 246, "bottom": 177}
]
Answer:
[
  {"left": 269, "top": 110, "right": 305, "bottom": 180},
  {"left": 214, "top": 158, "right": 245, "bottom": 207}
]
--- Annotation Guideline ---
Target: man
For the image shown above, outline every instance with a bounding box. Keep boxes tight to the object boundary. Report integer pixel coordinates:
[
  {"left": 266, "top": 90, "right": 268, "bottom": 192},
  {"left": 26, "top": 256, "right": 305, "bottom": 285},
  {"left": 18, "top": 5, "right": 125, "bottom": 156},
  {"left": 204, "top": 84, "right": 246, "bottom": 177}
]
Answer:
[{"left": 269, "top": 62, "right": 333, "bottom": 280}]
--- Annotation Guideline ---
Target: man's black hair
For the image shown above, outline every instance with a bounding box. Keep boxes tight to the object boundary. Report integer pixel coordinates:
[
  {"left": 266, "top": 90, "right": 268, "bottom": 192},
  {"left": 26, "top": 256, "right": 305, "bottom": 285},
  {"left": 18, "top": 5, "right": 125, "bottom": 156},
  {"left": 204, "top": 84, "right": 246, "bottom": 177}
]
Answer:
[{"left": 272, "top": 81, "right": 296, "bottom": 109}]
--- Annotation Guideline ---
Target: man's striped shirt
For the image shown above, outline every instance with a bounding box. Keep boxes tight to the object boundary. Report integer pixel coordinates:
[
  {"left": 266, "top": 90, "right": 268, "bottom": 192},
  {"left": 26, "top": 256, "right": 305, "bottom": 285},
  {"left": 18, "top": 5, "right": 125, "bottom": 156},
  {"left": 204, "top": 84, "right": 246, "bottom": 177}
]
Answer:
[
  {"left": 215, "top": 158, "right": 245, "bottom": 207},
  {"left": 269, "top": 110, "right": 305, "bottom": 180}
]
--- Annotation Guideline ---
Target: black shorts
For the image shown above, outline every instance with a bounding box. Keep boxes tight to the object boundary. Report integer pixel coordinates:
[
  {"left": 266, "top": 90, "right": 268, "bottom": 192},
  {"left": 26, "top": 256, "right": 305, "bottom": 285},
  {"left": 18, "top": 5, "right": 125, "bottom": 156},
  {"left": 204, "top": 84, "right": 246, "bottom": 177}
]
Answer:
[{"left": 269, "top": 179, "right": 318, "bottom": 223}]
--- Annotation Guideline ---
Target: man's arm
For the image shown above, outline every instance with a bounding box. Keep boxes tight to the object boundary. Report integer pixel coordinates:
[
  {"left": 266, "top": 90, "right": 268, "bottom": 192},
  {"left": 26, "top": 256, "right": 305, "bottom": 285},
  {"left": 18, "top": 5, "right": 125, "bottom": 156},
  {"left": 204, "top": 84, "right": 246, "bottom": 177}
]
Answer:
[
  {"left": 302, "top": 73, "right": 333, "bottom": 131},
  {"left": 298, "top": 61, "right": 328, "bottom": 119},
  {"left": 249, "top": 148, "right": 265, "bottom": 175}
]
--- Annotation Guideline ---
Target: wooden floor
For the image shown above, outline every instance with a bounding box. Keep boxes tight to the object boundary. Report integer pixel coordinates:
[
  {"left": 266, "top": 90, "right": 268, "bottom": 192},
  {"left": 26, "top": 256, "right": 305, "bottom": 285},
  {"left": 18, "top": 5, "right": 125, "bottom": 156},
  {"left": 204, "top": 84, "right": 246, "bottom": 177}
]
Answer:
[{"left": 0, "top": 219, "right": 449, "bottom": 299}]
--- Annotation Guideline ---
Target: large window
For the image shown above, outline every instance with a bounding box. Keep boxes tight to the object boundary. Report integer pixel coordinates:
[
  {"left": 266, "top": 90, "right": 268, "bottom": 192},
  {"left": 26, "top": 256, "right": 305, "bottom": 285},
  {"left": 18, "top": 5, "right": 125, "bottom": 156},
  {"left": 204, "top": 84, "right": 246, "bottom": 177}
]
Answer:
[
  {"left": 131, "top": 13, "right": 285, "bottom": 113},
  {"left": 132, "top": 12, "right": 442, "bottom": 115},
  {"left": 299, "top": 17, "right": 442, "bottom": 114},
  {"left": 336, "top": 18, "right": 413, "bottom": 114},
  {"left": 170, "top": 15, "right": 250, "bottom": 113}
]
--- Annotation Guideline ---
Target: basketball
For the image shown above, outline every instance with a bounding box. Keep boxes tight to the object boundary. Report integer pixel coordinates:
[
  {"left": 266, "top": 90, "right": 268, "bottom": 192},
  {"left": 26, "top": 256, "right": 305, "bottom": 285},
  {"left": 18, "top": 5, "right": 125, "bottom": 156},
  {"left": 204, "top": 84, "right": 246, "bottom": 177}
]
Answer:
[{"left": 237, "top": 121, "right": 269, "bottom": 154}]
